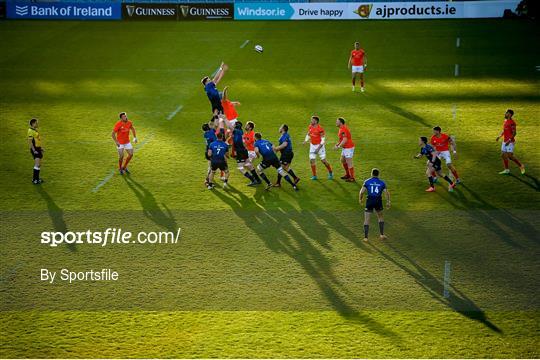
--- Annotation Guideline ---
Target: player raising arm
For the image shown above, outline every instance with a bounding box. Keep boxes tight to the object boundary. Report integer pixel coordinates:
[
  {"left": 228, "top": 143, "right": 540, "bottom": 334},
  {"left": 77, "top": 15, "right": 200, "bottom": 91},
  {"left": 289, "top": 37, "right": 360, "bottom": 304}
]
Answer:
[
  {"left": 348, "top": 41, "right": 367, "bottom": 92},
  {"left": 112, "top": 112, "right": 137, "bottom": 175},
  {"left": 359, "top": 168, "right": 390, "bottom": 242},
  {"left": 496, "top": 109, "right": 525, "bottom": 175},
  {"left": 221, "top": 86, "right": 241, "bottom": 129},
  {"left": 303, "top": 115, "right": 333, "bottom": 180},
  {"left": 415, "top": 137, "right": 455, "bottom": 192},
  {"left": 201, "top": 62, "right": 228, "bottom": 115}
]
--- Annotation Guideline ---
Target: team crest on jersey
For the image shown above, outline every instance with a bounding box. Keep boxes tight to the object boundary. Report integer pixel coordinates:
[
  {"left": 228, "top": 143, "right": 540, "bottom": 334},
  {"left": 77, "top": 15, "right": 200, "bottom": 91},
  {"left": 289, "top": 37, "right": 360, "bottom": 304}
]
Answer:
[{"left": 354, "top": 4, "right": 372, "bottom": 18}]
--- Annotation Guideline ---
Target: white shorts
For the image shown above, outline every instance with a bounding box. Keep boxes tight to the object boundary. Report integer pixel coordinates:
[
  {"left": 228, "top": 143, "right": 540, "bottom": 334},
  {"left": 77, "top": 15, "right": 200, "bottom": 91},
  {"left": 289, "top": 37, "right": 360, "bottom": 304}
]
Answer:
[
  {"left": 118, "top": 142, "right": 133, "bottom": 150},
  {"left": 228, "top": 119, "right": 238, "bottom": 128},
  {"left": 501, "top": 142, "right": 515, "bottom": 153},
  {"left": 341, "top": 147, "right": 355, "bottom": 159},
  {"left": 248, "top": 150, "right": 257, "bottom": 160},
  {"left": 309, "top": 143, "right": 326, "bottom": 160},
  {"left": 438, "top": 150, "right": 452, "bottom": 164},
  {"left": 352, "top": 65, "right": 364, "bottom": 74}
]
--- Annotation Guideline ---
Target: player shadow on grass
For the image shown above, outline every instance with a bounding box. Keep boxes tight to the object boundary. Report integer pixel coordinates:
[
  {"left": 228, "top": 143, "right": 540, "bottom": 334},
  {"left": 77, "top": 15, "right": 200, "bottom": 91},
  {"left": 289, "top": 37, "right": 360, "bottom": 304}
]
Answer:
[
  {"left": 509, "top": 173, "right": 539, "bottom": 192},
  {"left": 441, "top": 184, "right": 538, "bottom": 247},
  {"left": 35, "top": 186, "right": 76, "bottom": 252},
  {"left": 364, "top": 83, "right": 432, "bottom": 128},
  {"left": 210, "top": 185, "right": 399, "bottom": 340},
  {"left": 296, "top": 185, "right": 372, "bottom": 253},
  {"left": 369, "top": 241, "right": 502, "bottom": 333},
  {"left": 122, "top": 176, "right": 178, "bottom": 233}
]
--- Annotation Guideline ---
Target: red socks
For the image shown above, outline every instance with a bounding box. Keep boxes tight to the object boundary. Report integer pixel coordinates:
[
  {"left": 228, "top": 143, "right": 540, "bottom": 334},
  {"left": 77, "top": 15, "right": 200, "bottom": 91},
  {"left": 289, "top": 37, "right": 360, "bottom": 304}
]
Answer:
[
  {"left": 503, "top": 157, "right": 522, "bottom": 168},
  {"left": 313, "top": 163, "right": 333, "bottom": 176},
  {"left": 451, "top": 169, "right": 459, "bottom": 179},
  {"left": 325, "top": 163, "right": 333, "bottom": 173},
  {"left": 342, "top": 162, "right": 349, "bottom": 176},
  {"left": 352, "top": 78, "right": 356, "bottom": 86},
  {"left": 123, "top": 154, "right": 133, "bottom": 169},
  {"left": 349, "top": 167, "right": 355, "bottom": 179},
  {"left": 118, "top": 158, "right": 123, "bottom": 170}
]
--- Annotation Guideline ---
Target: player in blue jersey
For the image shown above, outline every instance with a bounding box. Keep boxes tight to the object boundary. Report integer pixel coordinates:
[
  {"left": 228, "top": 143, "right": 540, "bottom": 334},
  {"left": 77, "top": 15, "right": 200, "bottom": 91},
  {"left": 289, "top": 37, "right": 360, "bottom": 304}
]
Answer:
[
  {"left": 207, "top": 133, "right": 230, "bottom": 190},
  {"left": 254, "top": 132, "right": 299, "bottom": 191},
  {"left": 359, "top": 168, "right": 391, "bottom": 242},
  {"left": 415, "top": 136, "right": 455, "bottom": 192},
  {"left": 232, "top": 121, "right": 261, "bottom": 186},
  {"left": 272, "top": 124, "right": 300, "bottom": 187},
  {"left": 201, "top": 62, "right": 228, "bottom": 115},
  {"left": 202, "top": 122, "right": 218, "bottom": 186},
  {"left": 203, "top": 123, "right": 217, "bottom": 159}
]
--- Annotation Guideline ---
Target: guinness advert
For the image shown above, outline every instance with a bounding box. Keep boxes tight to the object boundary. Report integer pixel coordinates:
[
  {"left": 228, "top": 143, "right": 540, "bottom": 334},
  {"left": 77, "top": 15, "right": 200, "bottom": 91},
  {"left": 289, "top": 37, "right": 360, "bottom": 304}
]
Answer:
[
  {"left": 178, "top": 3, "right": 233, "bottom": 20},
  {"left": 122, "top": 3, "right": 177, "bottom": 20}
]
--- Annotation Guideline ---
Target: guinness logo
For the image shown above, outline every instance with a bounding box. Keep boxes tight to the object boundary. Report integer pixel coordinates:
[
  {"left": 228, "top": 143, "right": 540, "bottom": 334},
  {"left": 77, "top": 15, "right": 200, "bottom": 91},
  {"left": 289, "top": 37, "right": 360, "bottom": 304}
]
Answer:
[
  {"left": 180, "top": 5, "right": 189, "bottom": 17},
  {"left": 126, "top": 5, "right": 135, "bottom": 17}
]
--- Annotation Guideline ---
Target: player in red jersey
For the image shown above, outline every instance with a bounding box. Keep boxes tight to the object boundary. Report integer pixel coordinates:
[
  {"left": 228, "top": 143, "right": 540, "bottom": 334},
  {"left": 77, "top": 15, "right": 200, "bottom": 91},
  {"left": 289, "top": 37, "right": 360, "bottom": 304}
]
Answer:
[
  {"left": 242, "top": 121, "right": 261, "bottom": 184},
  {"left": 496, "top": 109, "right": 525, "bottom": 175},
  {"left": 303, "top": 116, "right": 333, "bottom": 180},
  {"left": 221, "top": 86, "right": 240, "bottom": 128},
  {"left": 431, "top": 126, "right": 460, "bottom": 184},
  {"left": 334, "top": 117, "right": 355, "bottom": 182},
  {"left": 348, "top": 42, "right": 367, "bottom": 92},
  {"left": 221, "top": 87, "right": 240, "bottom": 157},
  {"left": 243, "top": 121, "right": 257, "bottom": 161},
  {"left": 111, "top": 112, "right": 137, "bottom": 175}
]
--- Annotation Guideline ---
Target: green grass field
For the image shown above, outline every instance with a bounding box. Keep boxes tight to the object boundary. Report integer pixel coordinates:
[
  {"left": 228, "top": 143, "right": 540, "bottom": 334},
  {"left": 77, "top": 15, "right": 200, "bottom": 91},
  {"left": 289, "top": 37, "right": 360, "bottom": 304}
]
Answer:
[{"left": 0, "top": 19, "right": 539, "bottom": 358}]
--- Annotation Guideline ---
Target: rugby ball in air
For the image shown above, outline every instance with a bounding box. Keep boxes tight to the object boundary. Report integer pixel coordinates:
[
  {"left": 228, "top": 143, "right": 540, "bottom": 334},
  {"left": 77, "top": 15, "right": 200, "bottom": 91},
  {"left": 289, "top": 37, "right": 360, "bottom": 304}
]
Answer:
[{"left": 254, "top": 45, "right": 264, "bottom": 53}]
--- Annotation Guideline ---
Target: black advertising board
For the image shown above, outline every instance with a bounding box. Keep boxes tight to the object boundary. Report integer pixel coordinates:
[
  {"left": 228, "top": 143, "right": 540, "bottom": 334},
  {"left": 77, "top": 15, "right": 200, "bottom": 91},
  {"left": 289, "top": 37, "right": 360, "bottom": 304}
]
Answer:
[
  {"left": 0, "top": 2, "right": 6, "bottom": 20},
  {"left": 178, "top": 3, "right": 233, "bottom": 20},
  {"left": 122, "top": 3, "right": 177, "bottom": 20}
]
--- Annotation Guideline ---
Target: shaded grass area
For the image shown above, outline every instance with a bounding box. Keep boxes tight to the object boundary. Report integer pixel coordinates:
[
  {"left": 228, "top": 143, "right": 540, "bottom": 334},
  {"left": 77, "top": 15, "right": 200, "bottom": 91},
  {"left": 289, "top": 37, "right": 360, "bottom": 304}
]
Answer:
[
  {"left": 1, "top": 311, "right": 538, "bottom": 358},
  {"left": 1, "top": 208, "right": 537, "bottom": 313}
]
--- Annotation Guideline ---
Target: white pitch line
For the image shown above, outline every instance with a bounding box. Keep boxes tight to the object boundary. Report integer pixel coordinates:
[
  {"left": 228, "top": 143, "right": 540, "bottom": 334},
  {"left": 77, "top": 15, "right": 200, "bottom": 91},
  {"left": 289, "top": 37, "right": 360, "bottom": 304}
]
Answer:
[
  {"left": 456, "top": 37, "right": 461, "bottom": 48},
  {"left": 166, "top": 105, "right": 183, "bottom": 121},
  {"left": 452, "top": 104, "right": 457, "bottom": 120},
  {"left": 240, "top": 40, "right": 250, "bottom": 49},
  {"left": 443, "top": 260, "right": 451, "bottom": 299},
  {"left": 92, "top": 169, "right": 115, "bottom": 193},
  {"left": 134, "top": 133, "right": 154, "bottom": 152},
  {"left": 454, "top": 64, "right": 460, "bottom": 77},
  {"left": 91, "top": 133, "right": 154, "bottom": 193}
]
